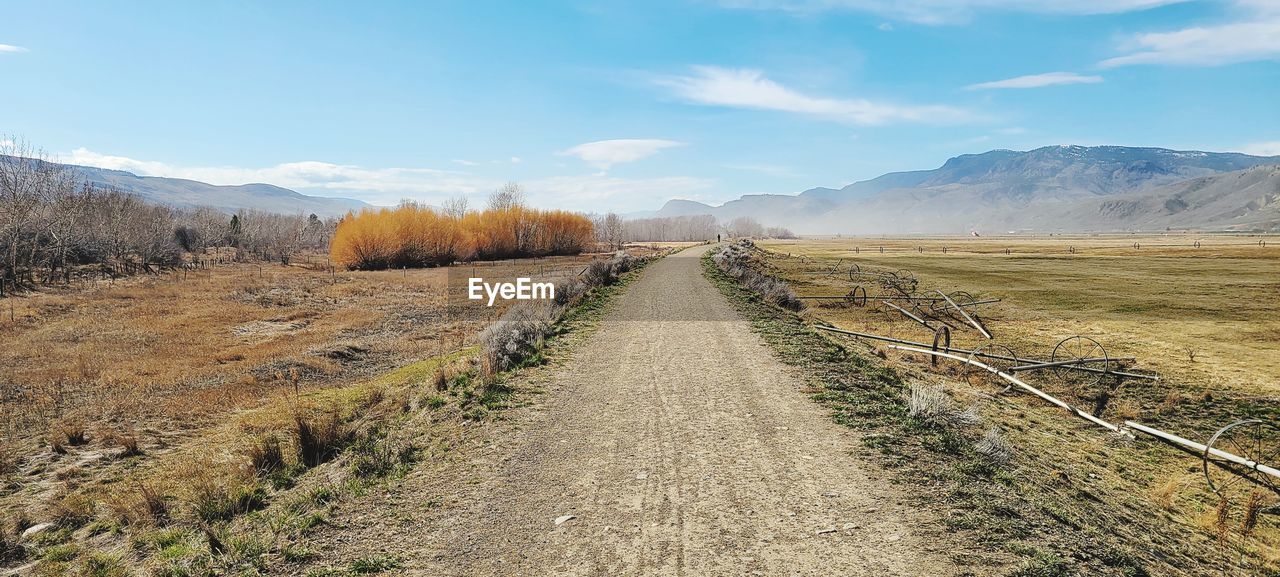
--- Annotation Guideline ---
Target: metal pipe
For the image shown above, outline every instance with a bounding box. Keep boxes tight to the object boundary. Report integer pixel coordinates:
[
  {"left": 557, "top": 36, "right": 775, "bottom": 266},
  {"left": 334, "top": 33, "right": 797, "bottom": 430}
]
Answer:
[
  {"left": 1009, "top": 357, "right": 1118, "bottom": 372},
  {"left": 796, "top": 295, "right": 1001, "bottom": 306},
  {"left": 937, "top": 290, "right": 992, "bottom": 339},
  {"left": 885, "top": 344, "right": 1130, "bottom": 436},
  {"left": 1124, "top": 421, "right": 1280, "bottom": 481},
  {"left": 882, "top": 300, "right": 934, "bottom": 329},
  {"left": 813, "top": 325, "right": 1157, "bottom": 380}
]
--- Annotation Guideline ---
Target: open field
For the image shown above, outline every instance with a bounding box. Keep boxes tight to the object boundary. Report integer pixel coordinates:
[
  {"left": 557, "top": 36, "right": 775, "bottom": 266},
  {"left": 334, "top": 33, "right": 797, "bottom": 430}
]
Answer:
[
  {"left": 762, "top": 234, "right": 1280, "bottom": 394},
  {"left": 754, "top": 234, "right": 1280, "bottom": 573},
  {"left": 0, "top": 248, "right": 651, "bottom": 574}
]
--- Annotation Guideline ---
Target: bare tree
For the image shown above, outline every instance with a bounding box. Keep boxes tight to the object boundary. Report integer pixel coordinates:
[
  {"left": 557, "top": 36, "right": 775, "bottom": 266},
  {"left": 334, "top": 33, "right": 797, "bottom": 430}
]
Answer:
[
  {"left": 442, "top": 195, "right": 469, "bottom": 218},
  {"left": 487, "top": 182, "right": 525, "bottom": 211},
  {"left": 727, "top": 217, "right": 764, "bottom": 238},
  {"left": 602, "top": 213, "right": 624, "bottom": 250}
]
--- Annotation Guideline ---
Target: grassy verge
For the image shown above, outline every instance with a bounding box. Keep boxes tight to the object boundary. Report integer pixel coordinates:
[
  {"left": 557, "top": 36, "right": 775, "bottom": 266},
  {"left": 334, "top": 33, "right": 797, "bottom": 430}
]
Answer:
[{"left": 704, "top": 246, "right": 1191, "bottom": 577}]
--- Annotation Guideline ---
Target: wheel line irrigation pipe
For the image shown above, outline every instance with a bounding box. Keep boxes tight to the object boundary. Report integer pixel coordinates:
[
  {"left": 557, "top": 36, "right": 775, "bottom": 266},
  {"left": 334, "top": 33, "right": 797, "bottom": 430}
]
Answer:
[
  {"left": 881, "top": 343, "right": 1128, "bottom": 436},
  {"left": 834, "top": 339, "right": 1279, "bottom": 484}
]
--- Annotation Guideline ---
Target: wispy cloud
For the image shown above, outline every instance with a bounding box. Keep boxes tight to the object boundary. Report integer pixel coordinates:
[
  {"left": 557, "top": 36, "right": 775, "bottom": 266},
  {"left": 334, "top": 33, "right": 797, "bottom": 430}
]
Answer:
[
  {"left": 62, "top": 148, "right": 711, "bottom": 211},
  {"left": 719, "top": 0, "right": 1190, "bottom": 25},
  {"left": 655, "top": 66, "right": 971, "bottom": 125},
  {"left": 966, "top": 72, "right": 1103, "bottom": 90},
  {"left": 558, "top": 138, "right": 685, "bottom": 171},
  {"left": 0, "top": 44, "right": 29, "bottom": 54},
  {"left": 1240, "top": 141, "right": 1280, "bottom": 156},
  {"left": 1100, "top": 2, "right": 1280, "bottom": 67},
  {"left": 68, "top": 148, "right": 487, "bottom": 205}
]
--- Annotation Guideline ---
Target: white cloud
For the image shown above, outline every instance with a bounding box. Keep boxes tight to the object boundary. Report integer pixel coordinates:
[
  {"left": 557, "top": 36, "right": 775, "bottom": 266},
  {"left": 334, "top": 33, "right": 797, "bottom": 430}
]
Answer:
[
  {"left": 966, "top": 72, "right": 1103, "bottom": 90},
  {"left": 558, "top": 139, "right": 685, "bottom": 170},
  {"left": 720, "top": 0, "right": 1190, "bottom": 25},
  {"left": 877, "top": 22, "right": 894, "bottom": 31},
  {"left": 655, "top": 66, "right": 971, "bottom": 125},
  {"left": 66, "top": 148, "right": 484, "bottom": 206},
  {"left": 1100, "top": 20, "right": 1280, "bottom": 67},
  {"left": 60, "top": 147, "right": 712, "bottom": 212},
  {"left": 1100, "top": 2, "right": 1280, "bottom": 67},
  {"left": 1240, "top": 141, "right": 1280, "bottom": 156},
  {"left": 0, "top": 44, "right": 28, "bottom": 53},
  {"left": 451, "top": 159, "right": 480, "bottom": 166}
]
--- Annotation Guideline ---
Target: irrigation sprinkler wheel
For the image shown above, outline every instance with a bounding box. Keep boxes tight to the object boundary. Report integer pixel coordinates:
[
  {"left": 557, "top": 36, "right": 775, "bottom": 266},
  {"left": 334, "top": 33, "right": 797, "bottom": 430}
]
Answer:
[
  {"left": 931, "top": 326, "right": 951, "bottom": 367},
  {"left": 931, "top": 290, "right": 975, "bottom": 315},
  {"left": 894, "top": 270, "right": 918, "bottom": 293},
  {"left": 1050, "top": 336, "right": 1110, "bottom": 393},
  {"left": 963, "top": 343, "right": 1019, "bottom": 388},
  {"left": 1203, "top": 420, "right": 1280, "bottom": 512},
  {"left": 845, "top": 285, "right": 867, "bottom": 307},
  {"left": 846, "top": 263, "right": 862, "bottom": 283}
]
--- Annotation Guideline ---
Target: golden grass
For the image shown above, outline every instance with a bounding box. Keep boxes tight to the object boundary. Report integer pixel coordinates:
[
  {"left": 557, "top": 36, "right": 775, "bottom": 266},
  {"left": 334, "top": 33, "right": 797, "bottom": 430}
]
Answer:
[
  {"left": 758, "top": 233, "right": 1280, "bottom": 568},
  {"left": 762, "top": 234, "right": 1280, "bottom": 395},
  {"left": 0, "top": 248, "right": 627, "bottom": 573}
]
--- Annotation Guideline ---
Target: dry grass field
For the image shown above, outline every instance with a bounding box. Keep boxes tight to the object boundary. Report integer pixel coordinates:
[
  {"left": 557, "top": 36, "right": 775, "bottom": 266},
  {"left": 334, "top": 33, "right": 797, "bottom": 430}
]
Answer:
[
  {"left": 762, "top": 234, "right": 1279, "bottom": 394},
  {"left": 0, "top": 248, "right": 638, "bottom": 574},
  {"left": 755, "top": 234, "right": 1280, "bottom": 573}
]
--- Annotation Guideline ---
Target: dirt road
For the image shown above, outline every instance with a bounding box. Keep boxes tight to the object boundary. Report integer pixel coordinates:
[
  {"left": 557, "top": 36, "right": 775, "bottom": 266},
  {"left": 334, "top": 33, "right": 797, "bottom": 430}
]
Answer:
[{"left": 325, "top": 245, "right": 960, "bottom": 575}]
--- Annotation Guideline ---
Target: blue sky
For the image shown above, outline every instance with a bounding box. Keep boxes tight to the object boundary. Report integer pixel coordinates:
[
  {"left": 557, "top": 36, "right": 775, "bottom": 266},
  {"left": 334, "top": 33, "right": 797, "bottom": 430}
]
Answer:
[{"left": 1, "top": 0, "right": 1277, "bottom": 212}]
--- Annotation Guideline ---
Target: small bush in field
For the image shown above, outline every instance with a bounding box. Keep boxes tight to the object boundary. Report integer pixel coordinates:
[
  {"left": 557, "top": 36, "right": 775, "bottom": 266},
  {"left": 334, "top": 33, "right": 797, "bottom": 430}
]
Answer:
[
  {"left": 713, "top": 241, "right": 803, "bottom": 311},
  {"left": 295, "top": 412, "right": 349, "bottom": 468},
  {"left": 909, "top": 383, "right": 980, "bottom": 429},
  {"left": 187, "top": 475, "right": 266, "bottom": 524},
  {"left": 246, "top": 435, "right": 288, "bottom": 476},
  {"left": 974, "top": 428, "right": 1013, "bottom": 466},
  {"left": 107, "top": 483, "right": 169, "bottom": 526},
  {"left": 350, "top": 431, "right": 417, "bottom": 479},
  {"left": 480, "top": 302, "right": 556, "bottom": 373},
  {"left": 582, "top": 259, "right": 616, "bottom": 286},
  {"left": 51, "top": 492, "right": 96, "bottom": 529}
]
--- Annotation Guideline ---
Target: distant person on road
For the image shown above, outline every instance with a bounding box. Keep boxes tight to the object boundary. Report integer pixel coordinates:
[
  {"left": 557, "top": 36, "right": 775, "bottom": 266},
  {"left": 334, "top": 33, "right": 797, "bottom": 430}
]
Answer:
[{"left": 717, "top": 233, "right": 722, "bottom": 242}]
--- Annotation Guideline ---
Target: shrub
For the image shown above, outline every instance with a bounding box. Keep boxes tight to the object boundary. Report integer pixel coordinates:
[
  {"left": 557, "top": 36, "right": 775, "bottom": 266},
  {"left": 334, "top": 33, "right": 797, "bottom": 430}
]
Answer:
[
  {"left": 908, "top": 383, "right": 980, "bottom": 429},
  {"left": 107, "top": 483, "right": 169, "bottom": 526},
  {"left": 50, "top": 420, "right": 89, "bottom": 452},
  {"left": 51, "top": 492, "right": 96, "bottom": 528},
  {"left": 554, "top": 278, "right": 587, "bottom": 307},
  {"left": 246, "top": 435, "right": 287, "bottom": 476},
  {"left": 295, "top": 412, "right": 349, "bottom": 468},
  {"left": 582, "top": 259, "right": 617, "bottom": 287},
  {"left": 713, "top": 241, "right": 803, "bottom": 311},
  {"left": 330, "top": 204, "right": 594, "bottom": 270},
  {"left": 974, "top": 427, "right": 1013, "bottom": 466},
  {"left": 479, "top": 301, "right": 556, "bottom": 373},
  {"left": 349, "top": 433, "right": 417, "bottom": 479},
  {"left": 188, "top": 477, "right": 266, "bottom": 524}
]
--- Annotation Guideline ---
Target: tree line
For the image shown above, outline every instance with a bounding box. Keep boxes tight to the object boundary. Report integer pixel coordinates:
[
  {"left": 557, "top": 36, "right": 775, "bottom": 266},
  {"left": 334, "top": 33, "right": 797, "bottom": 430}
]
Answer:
[
  {"left": 0, "top": 141, "right": 334, "bottom": 295},
  {"left": 592, "top": 213, "right": 794, "bottom": 248}
]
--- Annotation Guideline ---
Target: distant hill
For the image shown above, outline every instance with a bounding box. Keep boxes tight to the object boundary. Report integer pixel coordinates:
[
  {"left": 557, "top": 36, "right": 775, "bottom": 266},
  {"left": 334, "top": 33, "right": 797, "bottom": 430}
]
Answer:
[
  {"left": 6, "top": 156, "right": 371, "bottom": 217},
  {"left": 651, "top": 146, "right": 1280, "bottom": 233}
]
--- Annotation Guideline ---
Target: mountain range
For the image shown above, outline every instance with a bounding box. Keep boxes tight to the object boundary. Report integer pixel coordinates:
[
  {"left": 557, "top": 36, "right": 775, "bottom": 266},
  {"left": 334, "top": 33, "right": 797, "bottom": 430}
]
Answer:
[
  {"left": 5, "top": 156, "right": 370, "bottom": 217},
  {"left": 650, "top": 146, "right": 1280, "bottom": 233}
]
